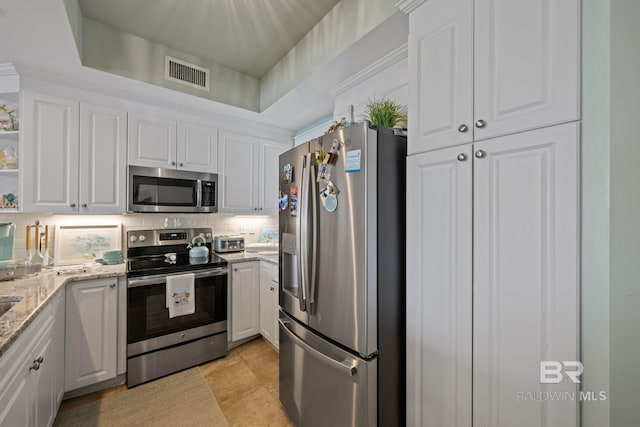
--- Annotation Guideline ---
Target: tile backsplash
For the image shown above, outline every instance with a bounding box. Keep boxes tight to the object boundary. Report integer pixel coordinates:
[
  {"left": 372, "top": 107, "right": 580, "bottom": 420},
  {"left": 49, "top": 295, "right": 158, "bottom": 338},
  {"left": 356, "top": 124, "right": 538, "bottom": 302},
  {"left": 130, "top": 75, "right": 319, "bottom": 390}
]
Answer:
[{"left": 0, "top": 212, "right": 277, "bottom": 262}]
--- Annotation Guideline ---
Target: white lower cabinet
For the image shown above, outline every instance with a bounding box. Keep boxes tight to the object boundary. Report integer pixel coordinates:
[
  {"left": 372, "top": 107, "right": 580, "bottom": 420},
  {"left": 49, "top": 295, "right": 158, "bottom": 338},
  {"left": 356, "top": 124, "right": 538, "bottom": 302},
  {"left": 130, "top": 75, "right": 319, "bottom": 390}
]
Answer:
[
  {"left": 230, "top": 261, "right": 260, "bottom": 341},
  {"left": 259, "top": 262, "right": 279, "bottom": 350},
  {"left": 406, "top": 122, "right": 579, "bottom": 427},
  {"left": 65, "top": 278, "right": 119, "bottom": 392},
  {"left": 0, "top": 291, "right": 64, "bottom": 427}
]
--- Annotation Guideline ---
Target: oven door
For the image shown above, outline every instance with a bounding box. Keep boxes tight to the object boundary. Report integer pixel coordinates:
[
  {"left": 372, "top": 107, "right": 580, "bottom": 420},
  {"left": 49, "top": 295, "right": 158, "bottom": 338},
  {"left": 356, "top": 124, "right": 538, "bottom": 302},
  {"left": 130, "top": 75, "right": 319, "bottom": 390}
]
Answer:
[{"left": 127, "top": 267, "right": 227, "bottom": 356}]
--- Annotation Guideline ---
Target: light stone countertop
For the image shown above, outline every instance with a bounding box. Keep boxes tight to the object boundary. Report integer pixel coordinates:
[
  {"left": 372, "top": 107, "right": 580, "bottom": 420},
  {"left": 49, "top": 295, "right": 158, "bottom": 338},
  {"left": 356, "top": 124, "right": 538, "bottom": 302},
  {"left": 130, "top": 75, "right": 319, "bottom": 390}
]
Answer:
[
  {"left": 0, "top": 264, "right": 125, "bottom": 357},
  {"left": 216, "top": 251, "right": 279, "bottom": 265}
]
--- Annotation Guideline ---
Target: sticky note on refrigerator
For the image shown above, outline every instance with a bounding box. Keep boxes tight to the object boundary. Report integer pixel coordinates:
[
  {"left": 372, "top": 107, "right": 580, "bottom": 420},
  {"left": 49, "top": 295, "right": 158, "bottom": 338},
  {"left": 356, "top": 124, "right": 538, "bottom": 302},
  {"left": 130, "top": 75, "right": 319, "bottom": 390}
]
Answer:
[{"left": 345, "top": 149, "right": 361, "bottom": 173}]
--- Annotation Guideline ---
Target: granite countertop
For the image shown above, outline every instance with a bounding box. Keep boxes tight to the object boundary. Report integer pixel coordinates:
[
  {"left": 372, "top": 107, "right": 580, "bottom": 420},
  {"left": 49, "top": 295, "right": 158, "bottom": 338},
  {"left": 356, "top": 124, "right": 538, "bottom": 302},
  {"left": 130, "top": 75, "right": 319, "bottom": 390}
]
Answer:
[
  {"left": 216, "top": 251, "right": 279, "bottom": 265},
  {"left": 0, "top": 264, "right": 125, "bottom": 357}
]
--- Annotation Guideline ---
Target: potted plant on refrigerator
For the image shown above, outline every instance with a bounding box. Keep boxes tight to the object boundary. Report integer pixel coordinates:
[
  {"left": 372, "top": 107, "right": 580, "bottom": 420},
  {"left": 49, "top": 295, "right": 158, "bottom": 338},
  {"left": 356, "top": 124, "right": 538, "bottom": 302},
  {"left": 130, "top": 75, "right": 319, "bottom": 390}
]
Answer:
[{"left": 363, "top": 97, "right": 407, "bottom": 134}]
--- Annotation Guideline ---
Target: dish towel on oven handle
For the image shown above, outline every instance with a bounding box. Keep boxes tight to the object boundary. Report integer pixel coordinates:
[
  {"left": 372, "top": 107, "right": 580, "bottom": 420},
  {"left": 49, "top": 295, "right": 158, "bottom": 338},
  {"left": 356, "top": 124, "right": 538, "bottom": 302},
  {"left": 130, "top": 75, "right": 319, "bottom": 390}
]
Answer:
[{"left": 166, "top": 273, "right": 195, "bottom": 318}]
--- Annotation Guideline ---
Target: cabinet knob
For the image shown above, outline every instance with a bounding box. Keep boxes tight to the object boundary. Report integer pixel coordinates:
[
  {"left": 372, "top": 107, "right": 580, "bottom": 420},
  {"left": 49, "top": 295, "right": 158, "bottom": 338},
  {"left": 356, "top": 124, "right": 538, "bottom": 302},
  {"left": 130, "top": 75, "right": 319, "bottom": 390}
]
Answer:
[
  {"left": 29, "top": 357, "right": 43, "bottom": 372},
  {"left": 171, "top": 161, "right": 176, "bottom": 166},
  {"left": 179, "top": 162, "right": 184, "bottom": 167},
  {"left": 270, "top": 287, "right": 275, "bottom": 291},
  {"left": 70, "top": 203, "right": 76, "bottom": 208},
  {"left": 234, "top": 268, "right": 238, "bottom": 272},
  {"left": 81, "top": 203, "right": 88, "bottom": 208},
  {"left": 474, "top": 119, "right": 486, "bottom": 129},
  {"left": 457, "top": 153, "right": 467, "bottom": 162},
  {"left": 457, "top": 124, "right": 468, "bottom": 133},
  {"left": 474, "top": 150, "right": 486, "bottom": 159},
  {"left": 110, "top": 283, "right": 116, "bottom": 288}
]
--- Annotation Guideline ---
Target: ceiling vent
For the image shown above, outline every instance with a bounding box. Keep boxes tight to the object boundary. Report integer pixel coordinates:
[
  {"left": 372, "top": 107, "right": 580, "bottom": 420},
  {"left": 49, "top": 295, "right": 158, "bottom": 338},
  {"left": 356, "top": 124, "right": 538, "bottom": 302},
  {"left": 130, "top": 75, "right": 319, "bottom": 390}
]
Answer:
[{"left": 164, "top": 56, "right": 210, "bottom": 91}]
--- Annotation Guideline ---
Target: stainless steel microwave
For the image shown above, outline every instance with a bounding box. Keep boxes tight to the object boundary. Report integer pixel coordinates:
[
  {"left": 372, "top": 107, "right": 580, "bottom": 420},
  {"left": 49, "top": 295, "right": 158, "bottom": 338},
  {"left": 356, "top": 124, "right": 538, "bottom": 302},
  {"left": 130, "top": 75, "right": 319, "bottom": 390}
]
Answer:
[{"left": 128, "top": 166, "right": 218, "bottom": 213}]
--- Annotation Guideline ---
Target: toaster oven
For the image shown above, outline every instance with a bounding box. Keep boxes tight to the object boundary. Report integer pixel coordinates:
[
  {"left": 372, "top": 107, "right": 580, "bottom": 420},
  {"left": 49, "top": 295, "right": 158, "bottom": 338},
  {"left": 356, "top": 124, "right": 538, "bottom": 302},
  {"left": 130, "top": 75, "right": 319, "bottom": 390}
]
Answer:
[{"left": 214, "top": 235, "right": 245, "bottom": 253}]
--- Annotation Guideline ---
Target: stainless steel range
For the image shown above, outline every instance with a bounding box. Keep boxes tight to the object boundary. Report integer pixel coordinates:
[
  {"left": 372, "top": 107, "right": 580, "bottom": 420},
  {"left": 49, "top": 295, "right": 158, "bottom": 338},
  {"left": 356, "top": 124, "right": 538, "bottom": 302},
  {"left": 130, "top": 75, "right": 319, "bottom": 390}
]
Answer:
[{"left": 126, "top": 227, "right": 228, "bottom": 387}]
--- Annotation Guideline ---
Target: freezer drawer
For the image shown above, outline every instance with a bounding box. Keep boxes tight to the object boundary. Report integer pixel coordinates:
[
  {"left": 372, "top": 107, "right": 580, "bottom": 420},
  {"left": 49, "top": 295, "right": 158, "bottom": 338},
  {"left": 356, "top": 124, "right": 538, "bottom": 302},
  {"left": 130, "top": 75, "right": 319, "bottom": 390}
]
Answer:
[{"left": 279, "top": 313, "right": 377, "bottom": 427}]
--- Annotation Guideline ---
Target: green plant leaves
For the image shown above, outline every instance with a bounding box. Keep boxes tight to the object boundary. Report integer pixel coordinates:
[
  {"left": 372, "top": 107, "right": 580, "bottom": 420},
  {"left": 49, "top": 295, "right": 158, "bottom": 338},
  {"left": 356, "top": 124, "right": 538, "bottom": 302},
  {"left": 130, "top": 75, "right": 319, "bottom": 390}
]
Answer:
[{"left": 363, "top": 97, "right": 407, "bottom": 129}]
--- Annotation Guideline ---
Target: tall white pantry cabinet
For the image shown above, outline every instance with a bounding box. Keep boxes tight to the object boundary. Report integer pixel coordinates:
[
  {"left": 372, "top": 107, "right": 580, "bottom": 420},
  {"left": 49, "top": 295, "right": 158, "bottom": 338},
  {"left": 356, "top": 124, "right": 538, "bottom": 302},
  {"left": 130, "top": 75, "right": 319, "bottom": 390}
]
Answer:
[{"left": 403, "top": 0, "right": 581, "bottom": 426}]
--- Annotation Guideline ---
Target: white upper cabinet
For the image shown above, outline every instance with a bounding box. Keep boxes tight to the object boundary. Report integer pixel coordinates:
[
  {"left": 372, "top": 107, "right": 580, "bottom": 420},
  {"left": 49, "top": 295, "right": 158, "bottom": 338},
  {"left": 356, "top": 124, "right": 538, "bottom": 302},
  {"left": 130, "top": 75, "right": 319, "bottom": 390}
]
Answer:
[
  {"left": 219, "top": 131, "right": 259, "bottom": 213},
  {"left": 177, "top": 122, "right": 219, "bottom": 173},
  {"left": 408, "top": 0, "right": 473, "bottom": 152},
  {"left": 22, "top": 92, "right": 127, "bottom": 213},
  {"left": 127, "top": 113, "right": 177, "bottom": 168},
  {"left": 408, "top": 0, "right": 579, "bottom": 154},
  {"left": 219, "top": 131, "right": 289, "bottom": 214},
  {"left": 79, "top": 103, "right": 127, "bottom": 213},
  {"left": 128, "top": 113, "right": 218, "bottom": 173},
  {"left": 21, "top": 91, "right": 80, "bottom": 213},
  {"left": 473, "top": 0, "right": 580, "bottom": 140},
  {"left": 259, "top": 140, "right": 287, "bottom": 214}
]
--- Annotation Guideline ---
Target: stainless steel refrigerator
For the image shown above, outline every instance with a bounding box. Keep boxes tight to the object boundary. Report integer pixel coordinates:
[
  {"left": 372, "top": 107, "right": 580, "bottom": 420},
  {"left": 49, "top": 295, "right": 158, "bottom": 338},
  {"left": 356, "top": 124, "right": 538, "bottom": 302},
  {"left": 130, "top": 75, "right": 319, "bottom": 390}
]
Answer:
[{"left": 278, "top": 122, "right": 406, "bottom": 426}]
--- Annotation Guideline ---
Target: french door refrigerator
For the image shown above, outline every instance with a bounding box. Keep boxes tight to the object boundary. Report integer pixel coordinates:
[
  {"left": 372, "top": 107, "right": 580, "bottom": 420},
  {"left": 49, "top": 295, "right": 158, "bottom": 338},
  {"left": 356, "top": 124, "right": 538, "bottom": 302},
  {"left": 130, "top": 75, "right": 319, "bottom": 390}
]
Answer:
[{"left": 278, "top": 122, "right": 406, "bottom": 426}]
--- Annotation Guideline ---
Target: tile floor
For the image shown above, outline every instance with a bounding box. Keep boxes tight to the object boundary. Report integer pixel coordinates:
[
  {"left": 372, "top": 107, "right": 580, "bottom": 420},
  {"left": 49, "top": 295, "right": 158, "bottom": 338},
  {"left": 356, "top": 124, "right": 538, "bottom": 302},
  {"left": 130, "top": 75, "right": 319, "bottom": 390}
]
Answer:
[
  {"left": 58, "top": 337, "right": 292, "bottom": 426},
  {"left": 201, "top": 338, "right": 293, "bottom": 427}
]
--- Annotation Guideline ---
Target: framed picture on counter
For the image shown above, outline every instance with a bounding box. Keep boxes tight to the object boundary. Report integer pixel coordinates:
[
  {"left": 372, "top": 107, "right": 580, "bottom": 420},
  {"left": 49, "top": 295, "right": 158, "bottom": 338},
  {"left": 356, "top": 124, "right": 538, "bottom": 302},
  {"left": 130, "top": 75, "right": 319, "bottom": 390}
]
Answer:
[{"left": 54, "top": 224, "right": 122, "bottom": 265}]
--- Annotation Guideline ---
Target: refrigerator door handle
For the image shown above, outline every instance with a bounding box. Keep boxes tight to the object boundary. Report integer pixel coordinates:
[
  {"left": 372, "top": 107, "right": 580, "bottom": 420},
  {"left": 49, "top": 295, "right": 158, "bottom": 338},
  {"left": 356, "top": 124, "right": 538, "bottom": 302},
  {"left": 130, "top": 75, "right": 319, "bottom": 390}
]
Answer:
[
  {"left": 309, "top": 160, "right": 318, "bottom": 312},
  {"left": 297, "top": 155, "right": 308, "bottom": 312},
  {"left": 279, "top": 319, "right": 358, "bottom": 377}
]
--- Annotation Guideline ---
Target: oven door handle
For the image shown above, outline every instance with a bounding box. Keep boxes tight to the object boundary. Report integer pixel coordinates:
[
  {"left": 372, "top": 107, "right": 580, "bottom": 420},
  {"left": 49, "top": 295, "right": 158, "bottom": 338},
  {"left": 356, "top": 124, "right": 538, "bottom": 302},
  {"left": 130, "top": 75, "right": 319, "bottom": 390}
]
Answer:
[{"left": 127, "top": 267, "right": 228, "bottom": 288}]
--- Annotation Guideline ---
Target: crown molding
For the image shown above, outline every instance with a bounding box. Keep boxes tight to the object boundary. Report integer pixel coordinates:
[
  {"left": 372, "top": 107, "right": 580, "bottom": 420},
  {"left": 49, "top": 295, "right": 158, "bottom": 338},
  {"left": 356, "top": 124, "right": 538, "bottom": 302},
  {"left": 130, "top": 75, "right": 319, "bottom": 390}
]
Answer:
[
  {"left": 0, "top": 63, "right": 18, "bottom": 77},
  {"left": 328, "top": 43, "right": 408, "bottom": 99},
  {"left": 396, "top": 0, "right": 429, "bottom": 14}
]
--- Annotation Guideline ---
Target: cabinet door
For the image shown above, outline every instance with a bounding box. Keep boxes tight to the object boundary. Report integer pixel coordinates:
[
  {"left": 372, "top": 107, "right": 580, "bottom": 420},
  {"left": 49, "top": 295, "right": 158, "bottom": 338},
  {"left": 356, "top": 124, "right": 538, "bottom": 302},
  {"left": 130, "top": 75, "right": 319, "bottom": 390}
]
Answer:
[
  {"left": 473, "top": 0, "right": 580, "bottom": 140},
  {"left": 408, "top": 0, "right": 473, "bottom": 155},
  {"left": 0, "top": 352, "right": 30, "bottom": 427},
  {"left": 231, "top": 261, "right": 260, "bottom": 341},
  {"left": 177, "top": 122, "right": 219, "bottom": 173},
  {"left": 31, "top": 322, "right": 56, "bottom": 427},
  {"left": 21, "top": 91, "right": 80, "bottom": 212},
  {"left": 127, "top": 113, "right": 177, "bottom": 168},
  {"left": 473, "top": 123, "right": 579, "bottom": 427},
  {"left": 65, "top": 278, "right": 118, "bottom": 391},
  {"left": 219, "top": 131, "right": 259, "bottom": 213},
  {"left": 259, "top": 262, "right": 275, "bottom": 344},
  {"left": 406, "top": 146, "right": 473, "bottom": 427},
  {"left": 79, "top": 103, "right": 127, "bottom": 213},
  {"left": 259, "top": 141, "right": 288, "bottom": 213}
]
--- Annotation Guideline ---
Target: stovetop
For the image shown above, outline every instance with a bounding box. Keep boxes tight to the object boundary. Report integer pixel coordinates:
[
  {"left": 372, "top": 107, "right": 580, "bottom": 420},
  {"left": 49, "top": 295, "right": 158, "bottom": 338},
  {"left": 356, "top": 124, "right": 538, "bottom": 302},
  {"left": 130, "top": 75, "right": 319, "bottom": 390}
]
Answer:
[
  {"left": 126, "top": 252, "right": 228, "bottom": 278},
  {"left": 125, "top": 227, "right": 228, "bottom": 278}
]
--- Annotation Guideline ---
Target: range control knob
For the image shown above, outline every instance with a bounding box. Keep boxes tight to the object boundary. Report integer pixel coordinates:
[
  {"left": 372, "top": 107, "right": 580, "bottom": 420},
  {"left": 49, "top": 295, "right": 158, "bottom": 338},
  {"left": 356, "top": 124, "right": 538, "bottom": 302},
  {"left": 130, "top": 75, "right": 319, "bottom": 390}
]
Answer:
[
  {"left": 130, "top": 236, "right": 138, "bottom": 243},
  {"left": 139, "top": 235, "right": 146, "bottom": 242}
]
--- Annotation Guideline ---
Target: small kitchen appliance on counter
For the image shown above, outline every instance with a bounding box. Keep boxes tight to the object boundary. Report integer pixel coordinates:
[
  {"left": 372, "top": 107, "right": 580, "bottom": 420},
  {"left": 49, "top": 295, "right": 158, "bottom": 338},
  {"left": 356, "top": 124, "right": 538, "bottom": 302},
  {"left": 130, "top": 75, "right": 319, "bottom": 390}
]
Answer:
[
  {"left": 213, "top": 235, "right": 245, "bottom": 253},
  {"left": 125, "top": 227, "right": 228, "bottom": 387}
]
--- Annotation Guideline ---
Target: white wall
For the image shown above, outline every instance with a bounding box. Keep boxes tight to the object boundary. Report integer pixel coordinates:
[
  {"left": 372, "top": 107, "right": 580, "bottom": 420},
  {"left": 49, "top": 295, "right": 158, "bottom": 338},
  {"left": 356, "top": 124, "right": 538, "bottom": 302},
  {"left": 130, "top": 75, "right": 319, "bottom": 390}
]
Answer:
[
  {"left": 610, "top": 0, "right": 640, "bottom": 425},
  {"left": 581, "top": 0, "right": 611, "bottom": 425},
  {"left": 331, "top": 45, "right": 408, "bottom": 123}
]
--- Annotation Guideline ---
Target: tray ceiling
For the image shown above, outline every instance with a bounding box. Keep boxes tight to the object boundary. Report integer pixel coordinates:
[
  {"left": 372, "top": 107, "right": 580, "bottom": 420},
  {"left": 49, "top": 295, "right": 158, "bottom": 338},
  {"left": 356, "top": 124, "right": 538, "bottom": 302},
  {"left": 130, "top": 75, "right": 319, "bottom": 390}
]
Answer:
[{"left": 79, "top": 0, "right": 341, "bottom": 78}]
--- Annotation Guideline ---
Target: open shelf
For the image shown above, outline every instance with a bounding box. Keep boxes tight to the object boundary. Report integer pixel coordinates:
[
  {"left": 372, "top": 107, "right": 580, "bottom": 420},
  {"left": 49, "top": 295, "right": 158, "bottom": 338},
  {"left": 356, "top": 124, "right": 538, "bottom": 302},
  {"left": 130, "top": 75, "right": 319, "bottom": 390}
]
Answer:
[{"left": 0, "top": 169, "right": 18, "bottom": 174}]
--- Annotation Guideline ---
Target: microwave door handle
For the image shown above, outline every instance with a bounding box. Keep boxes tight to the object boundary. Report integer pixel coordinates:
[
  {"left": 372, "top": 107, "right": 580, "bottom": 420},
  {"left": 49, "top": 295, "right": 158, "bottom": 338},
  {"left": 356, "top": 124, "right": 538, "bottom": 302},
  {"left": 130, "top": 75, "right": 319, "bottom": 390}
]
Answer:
[{"left": 196, "top": 180, "right": 203, "bottom": 209}]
